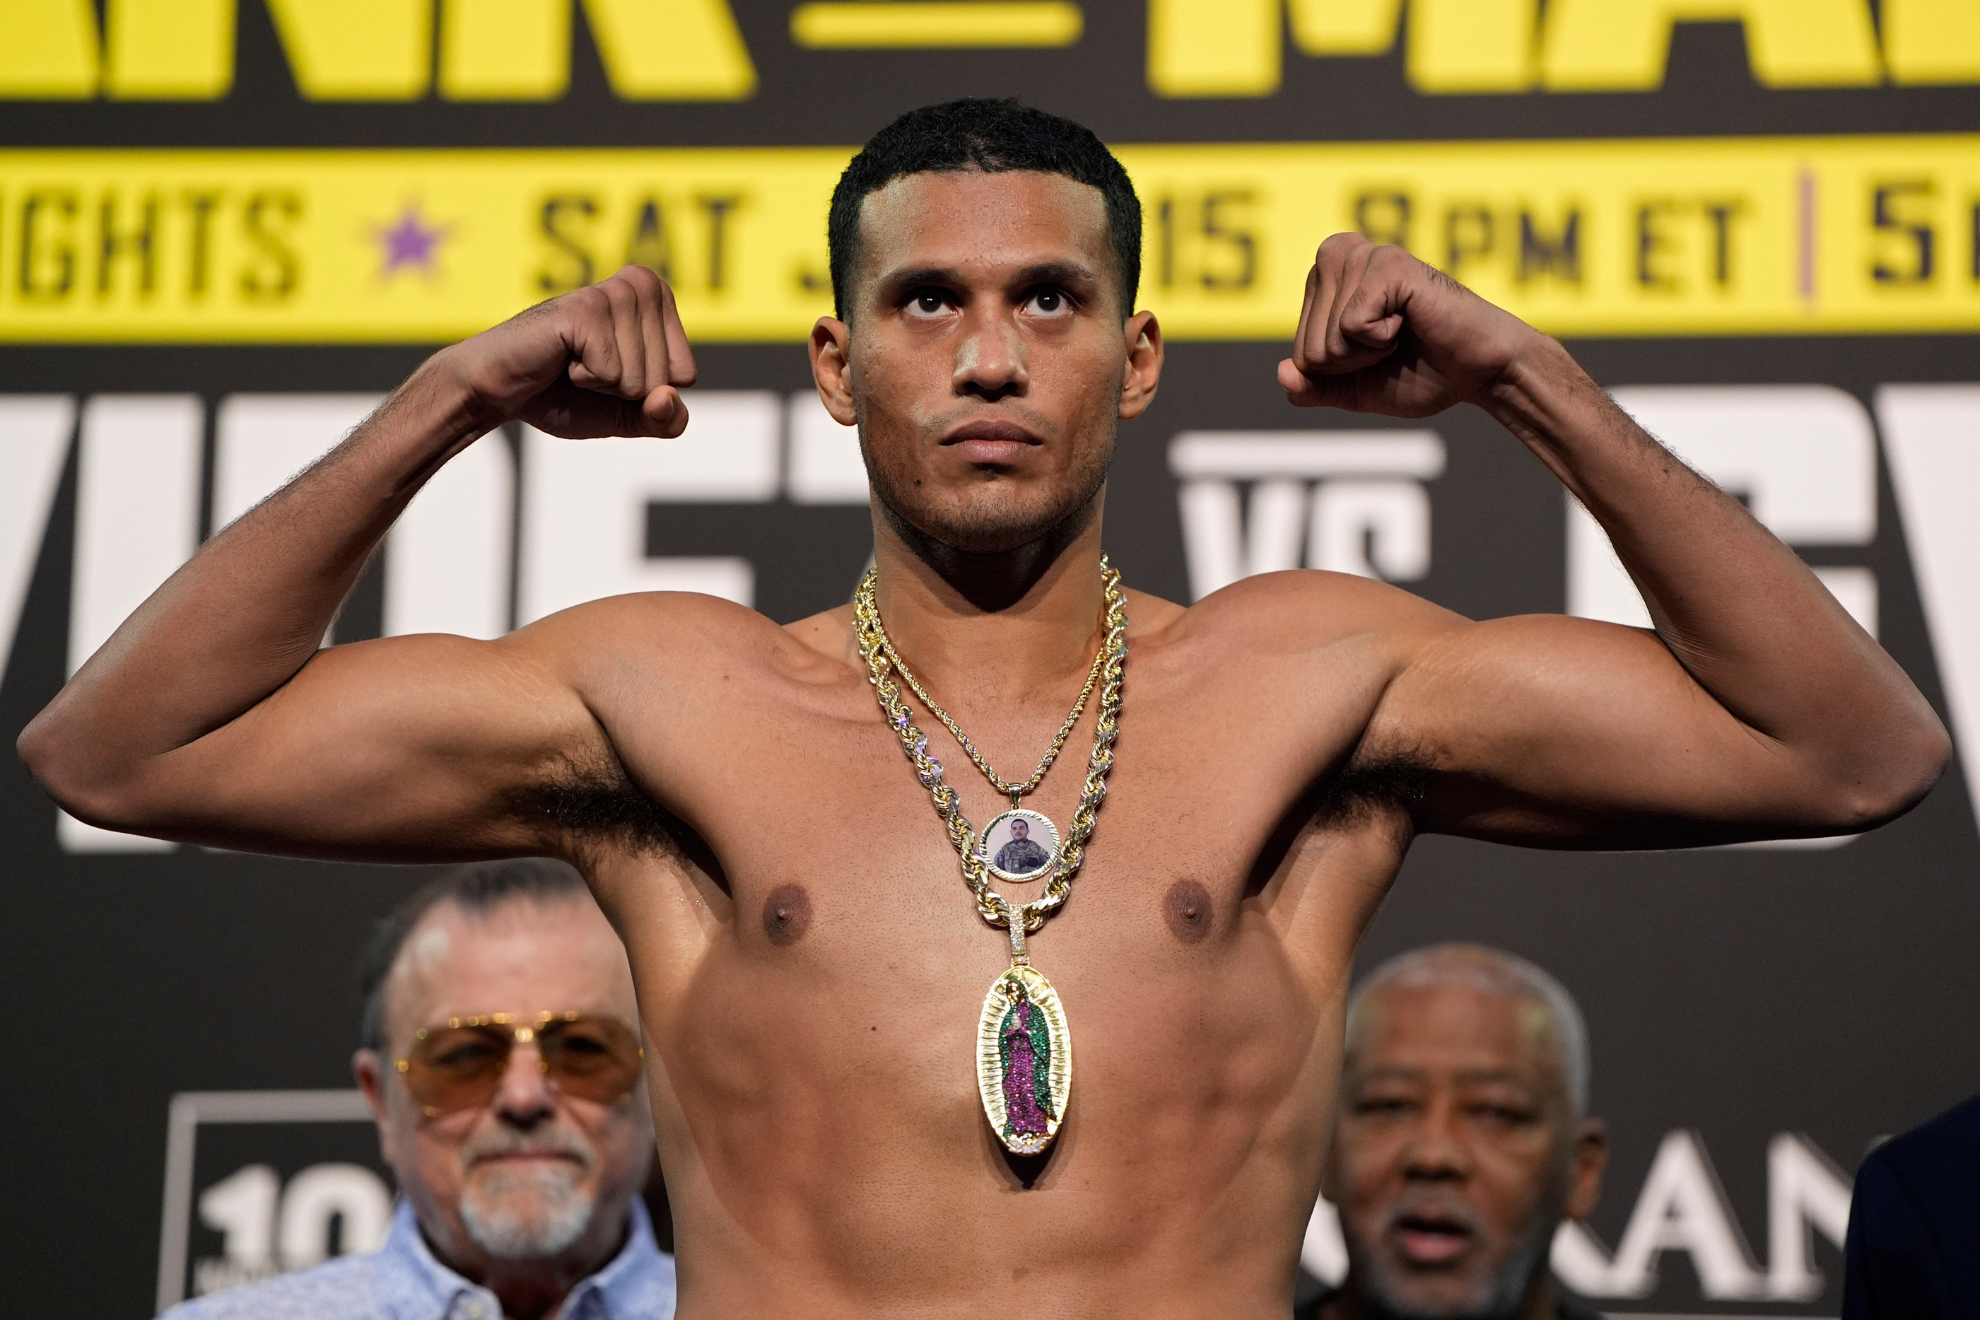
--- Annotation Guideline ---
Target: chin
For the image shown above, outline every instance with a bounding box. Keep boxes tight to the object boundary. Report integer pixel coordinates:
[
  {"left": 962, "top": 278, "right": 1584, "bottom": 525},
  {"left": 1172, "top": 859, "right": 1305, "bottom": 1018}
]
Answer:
[
  {"left": 918, "top": 500, "right": 1079, "bottom": 554},
  {"left": 864, "top": 418, "right": 1113, "bottom": 558},
  {"left": 878, "top": 468, "right": 1108, "bottom": 558},
  {"left": 458, "top": 1167, "right": 598, "bottom": 1259},
  {"left": 1357, "top": 1266, "right": 1527, "bottom": 1320}
]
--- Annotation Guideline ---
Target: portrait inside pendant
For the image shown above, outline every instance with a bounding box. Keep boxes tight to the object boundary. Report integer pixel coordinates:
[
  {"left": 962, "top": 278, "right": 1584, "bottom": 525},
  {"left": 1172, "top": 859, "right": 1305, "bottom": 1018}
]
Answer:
[{"left": 979, "top": 808, "right": 1060, "bottom": 881}]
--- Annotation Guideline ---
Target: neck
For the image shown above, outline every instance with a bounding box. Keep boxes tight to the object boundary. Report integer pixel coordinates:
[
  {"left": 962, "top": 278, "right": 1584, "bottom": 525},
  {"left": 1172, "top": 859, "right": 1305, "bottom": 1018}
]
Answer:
[
  {"left": 873, "top": 478, "right": 1105, "bottom": 613},
  {"left": 868, "top": 491, "right": 1108, "bottom": 704},
  {"left": 1321, "top": 1267, "right": 1560, "bottom": 1320},
  {"left": 422, "top": 1209, "right": 629, "bottom": 1320}
]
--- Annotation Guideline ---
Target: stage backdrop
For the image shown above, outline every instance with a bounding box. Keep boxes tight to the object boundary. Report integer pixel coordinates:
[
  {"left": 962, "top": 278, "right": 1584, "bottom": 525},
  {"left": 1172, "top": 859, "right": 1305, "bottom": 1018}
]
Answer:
[{"left": 3, "top": 3, "right": 1978, "bottom": 1316}]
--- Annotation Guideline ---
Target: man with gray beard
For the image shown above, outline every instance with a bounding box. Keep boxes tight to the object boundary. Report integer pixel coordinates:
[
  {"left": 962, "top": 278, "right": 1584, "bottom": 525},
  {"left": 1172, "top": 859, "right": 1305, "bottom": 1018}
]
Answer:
[
  {"left": 162, "top": 859, "right": 673, "bottom": 1320},
  {"left": 1300, "top": 946, "right": 1606, "bottom": 1320}
]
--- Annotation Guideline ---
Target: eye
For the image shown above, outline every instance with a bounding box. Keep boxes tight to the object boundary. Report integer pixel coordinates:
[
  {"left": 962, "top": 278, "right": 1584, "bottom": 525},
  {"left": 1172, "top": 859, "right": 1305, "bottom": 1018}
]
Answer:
[
  {"left": 1025, "top": 286, "right": 1074, "bottom": 316},
  {"left": 432, "top": 1040, "right": 503, "bottom": 1073},
  {"left": 1469, "top": 1103, "right": 1535, "bottom": 1129},
  {"left": 1356, "top": 1096, "right": 1414, "bottom": 1118},
  {"left": 905, "top": 288, "right": 954, "bottom": 318}
]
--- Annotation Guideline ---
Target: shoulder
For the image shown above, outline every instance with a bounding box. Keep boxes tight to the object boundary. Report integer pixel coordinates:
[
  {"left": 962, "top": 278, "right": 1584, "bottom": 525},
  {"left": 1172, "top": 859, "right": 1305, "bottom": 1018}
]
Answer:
[
  {"left": 1878, "top": 1092, "right": 1980, "bottom": 1164},
  {"left": 1137, "top": 572, "right": 1464, "bottom": 708},
  {"left": 511, "top": 590, "right": 786, "bottom": 664},
  {"left": 1858, "top": 1093, "right": 1980, "bottom": 1214},
  {"left": 158, "top": 1253, "right": 382, "bottom": 1320},
  {"left": 510, "top": 591, "right": 860, "bottom": 704},
  {"left": 1165, "top": 570, "right": 1463, "bottom": 654}
]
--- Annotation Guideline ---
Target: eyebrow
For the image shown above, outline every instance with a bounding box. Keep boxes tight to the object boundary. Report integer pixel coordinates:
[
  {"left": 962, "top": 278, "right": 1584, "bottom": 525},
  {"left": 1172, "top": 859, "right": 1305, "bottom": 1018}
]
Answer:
[
  {"left": 1011, "top": 261, "right": 1101, "bottom": 288},
  {"left": 1352, "top": 1065, "right": 1536, "bottom": 1089},
  {"left": 872, "top": 260, "right": 1103, "bottom": 303}
]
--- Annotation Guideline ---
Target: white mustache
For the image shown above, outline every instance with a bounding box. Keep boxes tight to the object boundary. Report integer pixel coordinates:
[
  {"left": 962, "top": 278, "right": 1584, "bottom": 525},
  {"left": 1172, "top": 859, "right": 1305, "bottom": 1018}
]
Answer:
[{"left": 460, "top": 1123, "right": 597, "bottom": 1172}]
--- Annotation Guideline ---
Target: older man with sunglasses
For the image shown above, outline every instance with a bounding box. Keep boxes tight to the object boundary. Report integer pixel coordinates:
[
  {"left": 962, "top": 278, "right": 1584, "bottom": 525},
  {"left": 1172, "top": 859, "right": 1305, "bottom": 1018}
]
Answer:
[{"left": 162, "top": 859, "right": 673, "bottom": 1320}]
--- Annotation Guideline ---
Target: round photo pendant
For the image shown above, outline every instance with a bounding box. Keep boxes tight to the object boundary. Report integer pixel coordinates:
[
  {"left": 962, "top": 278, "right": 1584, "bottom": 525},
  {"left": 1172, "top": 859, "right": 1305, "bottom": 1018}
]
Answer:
[{"left": 978, "top": 808, "right": 1062, "bottom": 883}]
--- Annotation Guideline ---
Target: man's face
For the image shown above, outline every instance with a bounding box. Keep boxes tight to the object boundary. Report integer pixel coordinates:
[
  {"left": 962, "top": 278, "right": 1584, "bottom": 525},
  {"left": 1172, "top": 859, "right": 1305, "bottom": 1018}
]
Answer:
[
  {"left": 1011, "top": 818, "right": 1029, "bottom": 841},
  {"left": 356, "top": 898, "right": 653, "bottom": 1268},
  {"left": 811, "top": 169, "right": 1161, "bottom": 555},
  {"left": 1324, "top": 983, "right": 1605, "bottom": 1320}
]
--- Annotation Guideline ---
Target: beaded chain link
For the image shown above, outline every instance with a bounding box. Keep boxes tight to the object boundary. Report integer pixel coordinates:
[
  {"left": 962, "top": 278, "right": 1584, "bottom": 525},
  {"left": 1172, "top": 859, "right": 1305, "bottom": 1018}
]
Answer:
[{"left": 853, "top": 560, "right": 1127, "bottom": 934}]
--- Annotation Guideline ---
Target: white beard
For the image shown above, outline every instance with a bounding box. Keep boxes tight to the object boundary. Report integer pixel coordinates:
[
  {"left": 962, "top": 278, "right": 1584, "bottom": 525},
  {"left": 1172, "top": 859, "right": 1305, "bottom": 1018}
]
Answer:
[
  {"left": 458, "top": 1159, "right": 597, "bottom": 1259},
  {"left": 454, "top": 1117, "right": 603, "bottom": 1262}
]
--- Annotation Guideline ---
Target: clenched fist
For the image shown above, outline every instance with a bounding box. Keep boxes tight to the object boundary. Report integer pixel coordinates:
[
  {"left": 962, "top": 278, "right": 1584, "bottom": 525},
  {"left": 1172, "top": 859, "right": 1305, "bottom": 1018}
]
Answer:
[
  {"left": 1277, "top": 234, "right": 1545, "bottom": 418},
  {"left": 435, "top": 264, "right": 699, "bottom": 439}
]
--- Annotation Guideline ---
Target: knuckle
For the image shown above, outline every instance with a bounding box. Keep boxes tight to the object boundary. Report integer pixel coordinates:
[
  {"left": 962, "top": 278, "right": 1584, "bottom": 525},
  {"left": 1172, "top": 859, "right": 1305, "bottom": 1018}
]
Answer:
[{"left": 1317, "top": 231, "right": 1366, "bottom": 261}]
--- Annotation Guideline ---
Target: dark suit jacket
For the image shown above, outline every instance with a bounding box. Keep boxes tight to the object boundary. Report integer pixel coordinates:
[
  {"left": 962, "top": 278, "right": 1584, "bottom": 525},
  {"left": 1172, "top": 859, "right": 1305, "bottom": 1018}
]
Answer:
[{"left": 1843, "top": 1092, "right": 1980, "bottom": 1320}]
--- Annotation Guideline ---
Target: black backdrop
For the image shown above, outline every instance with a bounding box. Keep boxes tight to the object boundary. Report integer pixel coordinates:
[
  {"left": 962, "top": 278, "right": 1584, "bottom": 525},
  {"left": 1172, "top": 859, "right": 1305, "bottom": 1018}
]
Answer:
[{"left": 3, "top": 3, "right": 1977, "bottom": 1315}]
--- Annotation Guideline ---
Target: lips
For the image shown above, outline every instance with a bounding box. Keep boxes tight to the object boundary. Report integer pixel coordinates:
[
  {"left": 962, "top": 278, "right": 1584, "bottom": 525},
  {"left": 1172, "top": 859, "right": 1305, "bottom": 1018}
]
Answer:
[
  {"left": 458, "top": 1126, "right": 597, "bottom": 1175},
  {"left": 940, "top": 420, "right": 1040, "bottom": 466},
  {"left": 1390, "top": 1211, "right": 1476, "bottom": 1265},
  {"left": 477, "top": 1150, "right": 581, "bottom": 1164}
]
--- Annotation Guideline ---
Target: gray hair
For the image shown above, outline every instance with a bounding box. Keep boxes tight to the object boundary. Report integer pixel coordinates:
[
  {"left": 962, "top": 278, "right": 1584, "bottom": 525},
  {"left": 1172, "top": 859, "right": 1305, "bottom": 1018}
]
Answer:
[
  {"left": 1346, "top": 943, "right": 1591, "bottom": 1117},
  {"left": 355, "top": 858, "right": 590, "bottom": 1053}
]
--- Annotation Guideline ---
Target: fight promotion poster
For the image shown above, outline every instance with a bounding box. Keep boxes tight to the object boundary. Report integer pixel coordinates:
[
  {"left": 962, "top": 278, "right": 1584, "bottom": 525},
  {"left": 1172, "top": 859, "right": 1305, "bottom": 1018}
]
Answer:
[{"left": 2, "top": 2, "right": 1977, "bottom": 1314}]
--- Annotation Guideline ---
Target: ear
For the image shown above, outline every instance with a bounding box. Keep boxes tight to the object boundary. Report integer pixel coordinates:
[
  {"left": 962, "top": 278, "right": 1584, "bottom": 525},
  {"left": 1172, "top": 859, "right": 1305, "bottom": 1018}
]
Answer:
[
  {"left": 1564, "top": 1116, "right": 1608, "bottom": 1220},
  {"left": 353, "top": 1048, "right": 402, "bottom": 1167},
  {"left": 809, "top": 316, "right": 857, "bottom": 426},
  {"left": 1118, "top": 310, "right": 1163, "bottom": 421}
]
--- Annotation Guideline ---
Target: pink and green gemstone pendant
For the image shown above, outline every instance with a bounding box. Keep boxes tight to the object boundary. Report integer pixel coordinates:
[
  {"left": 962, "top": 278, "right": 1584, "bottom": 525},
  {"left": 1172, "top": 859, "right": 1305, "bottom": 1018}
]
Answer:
[{"left": 976, "top": 960, "right": 1072, "bottom": 1155}]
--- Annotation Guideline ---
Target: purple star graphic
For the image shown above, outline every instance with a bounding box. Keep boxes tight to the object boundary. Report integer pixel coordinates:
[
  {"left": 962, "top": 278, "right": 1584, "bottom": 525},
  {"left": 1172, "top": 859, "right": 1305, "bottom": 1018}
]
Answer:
[{"left": 373, "top": 205, "right": 451, "bottom": 279}]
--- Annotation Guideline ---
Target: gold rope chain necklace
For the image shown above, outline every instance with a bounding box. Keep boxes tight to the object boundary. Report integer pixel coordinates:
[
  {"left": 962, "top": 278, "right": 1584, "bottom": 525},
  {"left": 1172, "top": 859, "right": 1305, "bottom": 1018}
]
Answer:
[
  {"left": 853, "top": 559, "right": 1127, "bottom": 1155},
  {"left": 872, "top": 599, "right": 1109, "bottom": 808}
]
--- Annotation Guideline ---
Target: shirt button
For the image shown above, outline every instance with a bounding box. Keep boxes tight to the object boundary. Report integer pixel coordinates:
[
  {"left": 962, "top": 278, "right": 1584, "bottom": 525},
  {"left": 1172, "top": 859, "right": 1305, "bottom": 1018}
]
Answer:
[{"left": 463, "top": 1301, "right": 488, "bottom": 1320}]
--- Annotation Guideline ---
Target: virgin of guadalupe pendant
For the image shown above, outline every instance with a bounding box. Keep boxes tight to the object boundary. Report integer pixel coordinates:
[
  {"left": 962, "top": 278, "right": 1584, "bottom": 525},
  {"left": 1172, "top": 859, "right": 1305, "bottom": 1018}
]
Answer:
[{"left": 976, "top": 963, "right": 1072, "bottom": 1155}]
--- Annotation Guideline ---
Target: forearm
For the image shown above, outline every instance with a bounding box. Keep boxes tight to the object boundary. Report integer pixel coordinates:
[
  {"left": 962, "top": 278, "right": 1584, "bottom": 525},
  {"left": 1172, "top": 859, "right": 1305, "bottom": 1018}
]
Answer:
[
  {"left": 19, "top": 359, "right": 485, "bottom": 804},
  {"left": 1484, "top": 339, "right": 1946, "bottom": 802}
]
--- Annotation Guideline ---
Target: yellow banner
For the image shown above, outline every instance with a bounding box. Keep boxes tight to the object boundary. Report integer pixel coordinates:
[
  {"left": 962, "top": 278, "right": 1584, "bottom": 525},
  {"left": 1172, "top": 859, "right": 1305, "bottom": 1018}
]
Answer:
[
  {"left": 1128, "top": 136, "right": 1980, "bottom": 337},
  {"left": 0, "top": 136, "right": 1975, "bottom": 343}
]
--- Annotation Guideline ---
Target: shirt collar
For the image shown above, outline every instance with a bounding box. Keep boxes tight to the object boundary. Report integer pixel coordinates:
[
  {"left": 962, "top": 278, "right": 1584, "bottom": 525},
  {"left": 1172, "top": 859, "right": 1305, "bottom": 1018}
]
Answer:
[
  {"left": 556, "top": 1200, "right": 674, "bottom": 1320},
  {"left": 373, "top": 1197, "right": 674, "bottom": 1320}
]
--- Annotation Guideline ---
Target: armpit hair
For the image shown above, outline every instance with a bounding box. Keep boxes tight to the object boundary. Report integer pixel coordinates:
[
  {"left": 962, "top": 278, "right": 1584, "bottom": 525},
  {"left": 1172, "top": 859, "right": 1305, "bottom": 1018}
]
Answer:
[
  {"left": 511, "top": 752, "right": 684, "bottom": 858},
  {"left": 1244, "top": 742, "right": 1436, "bottom": 897},
  {"left": 1309, "top": 743, "right": 1435, "bottom": 827}
]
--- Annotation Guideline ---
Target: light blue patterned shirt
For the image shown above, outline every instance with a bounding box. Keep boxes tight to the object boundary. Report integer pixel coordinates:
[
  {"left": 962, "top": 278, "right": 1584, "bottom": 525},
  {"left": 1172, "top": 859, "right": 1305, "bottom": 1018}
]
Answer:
[{"left": 161, "top": 1199, "right": 675, "bottom": 1320}]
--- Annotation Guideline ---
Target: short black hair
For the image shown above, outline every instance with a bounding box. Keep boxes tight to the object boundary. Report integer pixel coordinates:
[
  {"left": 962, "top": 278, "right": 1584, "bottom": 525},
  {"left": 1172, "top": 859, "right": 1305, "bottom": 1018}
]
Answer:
[
  {"left": 827, "top": 98, "right": 1142, "bottom": 320},
  {"left": 355, "top": 858, "right": 589, "bottom": 1053}
]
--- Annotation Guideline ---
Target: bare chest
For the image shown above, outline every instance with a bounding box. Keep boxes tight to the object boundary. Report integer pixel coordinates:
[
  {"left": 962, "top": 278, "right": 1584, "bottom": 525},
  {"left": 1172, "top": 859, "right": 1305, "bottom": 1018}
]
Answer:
[{"left": 600, "top": 659, "right": 1398, "bottom": 1121}]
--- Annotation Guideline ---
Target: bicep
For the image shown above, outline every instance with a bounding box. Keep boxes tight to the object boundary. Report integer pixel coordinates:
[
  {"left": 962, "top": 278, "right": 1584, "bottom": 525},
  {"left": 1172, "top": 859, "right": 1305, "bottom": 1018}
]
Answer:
[
  {"left": 106, "top": 630, "right": 606, "bottom": 861},
  {"left": 1365, "top": 613, "right": 1820, "bottom": 847}
]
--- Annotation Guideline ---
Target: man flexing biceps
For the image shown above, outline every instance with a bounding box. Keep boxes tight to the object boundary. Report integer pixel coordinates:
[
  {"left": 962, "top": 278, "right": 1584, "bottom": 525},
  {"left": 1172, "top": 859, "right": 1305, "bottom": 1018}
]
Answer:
[{"left": 20, "top": 101, "right": 1945, "bottom": 1319}]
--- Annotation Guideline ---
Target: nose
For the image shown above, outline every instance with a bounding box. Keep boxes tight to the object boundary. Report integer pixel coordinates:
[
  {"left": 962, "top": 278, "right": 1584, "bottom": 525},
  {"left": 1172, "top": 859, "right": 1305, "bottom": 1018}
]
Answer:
[
  {"left": 493, "top": 1035, "right": 556, "bottom": 1126},
  {"left": 953, "top": 307, "right": 1029, "bottom": 402},
  {"left": 1401, "top": 1096, "right": 1471, "bottom": 1181}
]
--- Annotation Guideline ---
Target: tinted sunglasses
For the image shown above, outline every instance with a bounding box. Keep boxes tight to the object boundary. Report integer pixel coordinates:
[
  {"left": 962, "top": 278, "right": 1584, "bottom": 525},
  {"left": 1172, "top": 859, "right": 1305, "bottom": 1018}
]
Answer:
[{"left": 395, "top": 1012, "right": 644, "bottom": 1117}]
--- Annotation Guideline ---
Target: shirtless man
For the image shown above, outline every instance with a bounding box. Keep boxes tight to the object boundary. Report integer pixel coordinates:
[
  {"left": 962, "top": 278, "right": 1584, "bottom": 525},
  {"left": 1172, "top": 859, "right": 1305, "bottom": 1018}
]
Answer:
[{"left": 19, "top": 100, "right": 1947, "bottom": 1319}]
